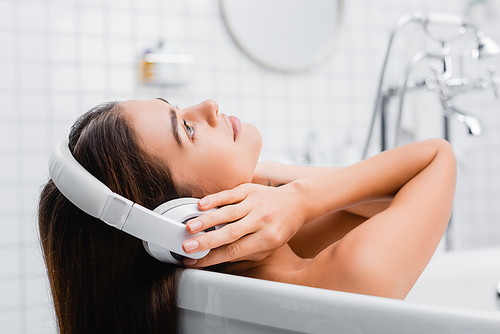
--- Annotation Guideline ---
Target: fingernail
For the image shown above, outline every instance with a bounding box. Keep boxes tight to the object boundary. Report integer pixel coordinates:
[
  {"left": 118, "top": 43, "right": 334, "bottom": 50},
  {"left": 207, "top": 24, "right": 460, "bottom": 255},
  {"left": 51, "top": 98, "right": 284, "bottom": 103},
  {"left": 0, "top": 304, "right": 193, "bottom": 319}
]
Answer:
[
  {"left": 189, "top": 220, "right": 202, "bottom": 231},
  {"left": 183, "top": 240, "right": 199, "bottom": 252},
  {"left": 199, "top": 198, "right": 209, "bottom": 207},
  {"left": 183, "top": 258, "right": 197, "bottom": 266}
]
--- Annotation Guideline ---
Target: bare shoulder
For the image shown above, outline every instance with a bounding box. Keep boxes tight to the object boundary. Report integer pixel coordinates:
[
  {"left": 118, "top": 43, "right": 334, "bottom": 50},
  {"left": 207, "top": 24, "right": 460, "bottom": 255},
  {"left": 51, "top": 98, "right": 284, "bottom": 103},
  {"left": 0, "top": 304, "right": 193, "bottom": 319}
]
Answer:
[
  {"left": 224, "top": 243, "right": 345, "bottom": 292},
  {"left": 237, "top": 237, "right": 412, "bottom": 300}
]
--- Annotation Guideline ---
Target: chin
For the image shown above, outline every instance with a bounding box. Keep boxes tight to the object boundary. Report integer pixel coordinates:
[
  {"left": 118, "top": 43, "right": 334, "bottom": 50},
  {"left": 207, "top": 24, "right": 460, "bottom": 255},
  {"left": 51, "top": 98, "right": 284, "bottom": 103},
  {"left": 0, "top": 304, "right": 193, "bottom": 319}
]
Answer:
[
  {"left": 251, "top": 127, "right": 262, "bottom": 168},
  {"left": 243, "top": 123, "right": 262, "bottom": 151},
  {"left": 239, "top": 123, "right": 261, "bottom": 177}
]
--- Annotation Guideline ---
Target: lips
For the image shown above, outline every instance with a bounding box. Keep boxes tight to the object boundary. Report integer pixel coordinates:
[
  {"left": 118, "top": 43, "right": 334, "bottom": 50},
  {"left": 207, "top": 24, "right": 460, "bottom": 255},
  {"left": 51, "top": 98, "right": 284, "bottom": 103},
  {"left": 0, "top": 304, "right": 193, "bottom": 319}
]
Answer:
[{"left": 229, "top": 116, "right": 240, "bottom": 141}]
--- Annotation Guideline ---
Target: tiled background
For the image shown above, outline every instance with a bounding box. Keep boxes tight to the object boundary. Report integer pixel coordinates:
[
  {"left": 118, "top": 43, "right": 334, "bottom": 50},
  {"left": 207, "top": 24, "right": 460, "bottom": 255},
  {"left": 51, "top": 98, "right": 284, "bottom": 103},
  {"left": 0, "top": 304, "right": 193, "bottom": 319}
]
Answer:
[{"left": 0, "top": 0, "right": 499, "bottom": 332}]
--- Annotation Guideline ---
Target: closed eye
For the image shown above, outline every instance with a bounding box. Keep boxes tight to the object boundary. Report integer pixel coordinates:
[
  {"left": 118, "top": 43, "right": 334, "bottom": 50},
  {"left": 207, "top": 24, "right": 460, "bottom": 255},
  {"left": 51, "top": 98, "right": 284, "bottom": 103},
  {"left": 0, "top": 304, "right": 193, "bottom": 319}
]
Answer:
[{"left": 183, "top": 119, "right": 195, "bottom": 139}]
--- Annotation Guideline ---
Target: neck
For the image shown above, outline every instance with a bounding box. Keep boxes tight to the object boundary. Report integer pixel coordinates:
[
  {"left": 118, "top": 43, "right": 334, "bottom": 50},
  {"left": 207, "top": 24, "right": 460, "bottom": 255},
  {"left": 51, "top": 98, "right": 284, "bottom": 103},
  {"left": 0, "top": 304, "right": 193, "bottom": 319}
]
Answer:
[{"left": 225, "top": 244, "right": 311, "bottom": 278}]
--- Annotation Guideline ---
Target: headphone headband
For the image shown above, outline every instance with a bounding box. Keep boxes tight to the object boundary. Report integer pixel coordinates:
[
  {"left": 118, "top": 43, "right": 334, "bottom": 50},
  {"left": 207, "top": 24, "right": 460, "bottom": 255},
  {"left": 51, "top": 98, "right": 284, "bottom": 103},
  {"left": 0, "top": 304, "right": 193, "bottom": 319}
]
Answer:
[
  {"left": 49, "top": 139, "right": 113, "bottom": 220},
  {"left": 48, "top": 139, "right": 209, "bottom": 260}
]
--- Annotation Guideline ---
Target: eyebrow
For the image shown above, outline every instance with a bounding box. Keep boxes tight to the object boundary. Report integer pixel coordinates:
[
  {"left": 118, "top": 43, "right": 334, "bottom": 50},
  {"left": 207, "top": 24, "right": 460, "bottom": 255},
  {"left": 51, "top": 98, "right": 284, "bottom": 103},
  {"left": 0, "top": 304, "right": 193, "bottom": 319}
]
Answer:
[{"left": 156, "top": 97, "right": 182, "bottom": 147}]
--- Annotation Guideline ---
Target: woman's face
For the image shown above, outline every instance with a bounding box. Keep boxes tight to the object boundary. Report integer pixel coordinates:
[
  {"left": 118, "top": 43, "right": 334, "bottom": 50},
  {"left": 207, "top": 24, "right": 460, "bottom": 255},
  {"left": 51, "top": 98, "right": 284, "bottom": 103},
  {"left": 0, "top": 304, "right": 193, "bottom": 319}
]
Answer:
[{"left": 124, "top": 98, "right": 262, "bottom": 196}]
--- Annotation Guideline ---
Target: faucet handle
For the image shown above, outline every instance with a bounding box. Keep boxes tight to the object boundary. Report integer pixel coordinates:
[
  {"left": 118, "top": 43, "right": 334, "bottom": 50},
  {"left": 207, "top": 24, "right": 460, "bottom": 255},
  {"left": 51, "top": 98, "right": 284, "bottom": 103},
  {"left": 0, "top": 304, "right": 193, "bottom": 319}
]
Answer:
[
  {"left": 430, "top": 63, "right": 441, "bottom": 76},
  {"left": 488, "top": 66, "right": 500, "bottom": 99}
]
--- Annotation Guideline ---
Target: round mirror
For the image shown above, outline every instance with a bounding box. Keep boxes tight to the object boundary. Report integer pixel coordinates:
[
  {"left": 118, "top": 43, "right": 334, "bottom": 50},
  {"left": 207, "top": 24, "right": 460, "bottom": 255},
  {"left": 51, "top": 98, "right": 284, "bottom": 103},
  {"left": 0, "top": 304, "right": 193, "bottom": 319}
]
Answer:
[{"left": 220, "top": 0, "right": 343, "bottom": 72}]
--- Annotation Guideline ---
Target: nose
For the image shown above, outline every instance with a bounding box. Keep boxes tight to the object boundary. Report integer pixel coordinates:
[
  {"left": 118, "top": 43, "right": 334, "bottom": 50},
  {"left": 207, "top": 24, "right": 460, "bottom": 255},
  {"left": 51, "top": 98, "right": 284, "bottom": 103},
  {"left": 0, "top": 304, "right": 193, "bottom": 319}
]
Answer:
[{"left": 191, "top": 100, "right": 219, "bottom": 127}]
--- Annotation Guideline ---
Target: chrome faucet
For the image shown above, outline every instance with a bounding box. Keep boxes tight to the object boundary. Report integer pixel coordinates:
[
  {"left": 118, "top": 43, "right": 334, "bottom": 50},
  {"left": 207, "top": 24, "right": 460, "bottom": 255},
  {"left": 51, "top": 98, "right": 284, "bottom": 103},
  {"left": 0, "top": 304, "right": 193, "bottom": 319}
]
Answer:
[
  {"left": 361, "top": 13, "right": 500, "bottom": 251},
  {"left": 442, "top": 99, "right": 482, "bottom": 136},
  {"left": 362, "top": 12, "right": 500, "bottom": 157},
  {"left": 497, "top": 279, "right": 500, "bottom": 310}
]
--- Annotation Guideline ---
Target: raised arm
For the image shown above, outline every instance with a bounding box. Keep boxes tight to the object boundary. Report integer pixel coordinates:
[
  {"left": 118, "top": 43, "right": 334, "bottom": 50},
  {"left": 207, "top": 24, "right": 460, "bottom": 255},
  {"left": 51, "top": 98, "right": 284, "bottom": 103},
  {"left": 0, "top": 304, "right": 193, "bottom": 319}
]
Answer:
[
  {"left": 183, "top": 139, "right": 455, "bottom": 279},
  {"left": 252, "top": 161, "right": 391, "bottom": 218},
  {"left": 251, "top": 161, "right": 339, "bottom": 187},
  {"left": 286, "top": 138, "right": 456, "bottom": 299}
]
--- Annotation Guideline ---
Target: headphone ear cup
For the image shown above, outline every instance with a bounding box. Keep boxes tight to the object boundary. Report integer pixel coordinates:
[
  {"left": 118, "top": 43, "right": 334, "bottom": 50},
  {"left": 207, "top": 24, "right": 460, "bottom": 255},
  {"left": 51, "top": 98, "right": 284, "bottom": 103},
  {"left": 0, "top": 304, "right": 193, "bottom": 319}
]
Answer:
[
  {"left": 143, "top": 198, "right": 217, "bottom": 264},
  {"left": 154, "top": 198, "right": 212, "bottom": 225},
  {"left": 143, "top": 240, "right": 182, "bottom": 263}
]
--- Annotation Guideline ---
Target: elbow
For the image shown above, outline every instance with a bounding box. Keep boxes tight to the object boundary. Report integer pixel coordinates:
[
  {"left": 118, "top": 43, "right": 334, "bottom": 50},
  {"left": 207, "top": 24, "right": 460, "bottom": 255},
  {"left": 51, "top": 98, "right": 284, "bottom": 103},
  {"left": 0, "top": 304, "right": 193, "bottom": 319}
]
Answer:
[
  {"left": 437, "top": 138, "right": 458, "bottom": 191},
  {"left": 429, "top": 138, "right": 457, "bottom": 190},
  {"left": 434, "top": 139, "right": 456, "bottom": 170}
]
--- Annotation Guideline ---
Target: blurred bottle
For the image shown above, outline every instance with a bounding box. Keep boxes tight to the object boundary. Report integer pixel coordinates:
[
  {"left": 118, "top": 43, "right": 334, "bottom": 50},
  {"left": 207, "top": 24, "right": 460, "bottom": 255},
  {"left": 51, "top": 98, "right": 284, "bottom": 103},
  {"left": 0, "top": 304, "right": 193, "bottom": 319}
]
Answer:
[{"left": 138, "top": 41, "right": 194, "bottom": 86}]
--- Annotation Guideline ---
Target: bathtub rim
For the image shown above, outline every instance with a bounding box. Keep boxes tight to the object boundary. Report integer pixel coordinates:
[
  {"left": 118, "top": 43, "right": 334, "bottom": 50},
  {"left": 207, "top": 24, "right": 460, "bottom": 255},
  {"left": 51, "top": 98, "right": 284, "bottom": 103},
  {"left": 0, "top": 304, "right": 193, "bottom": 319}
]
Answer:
[{"left": 177, "top": 268, "right": 500, "bottom": 333}]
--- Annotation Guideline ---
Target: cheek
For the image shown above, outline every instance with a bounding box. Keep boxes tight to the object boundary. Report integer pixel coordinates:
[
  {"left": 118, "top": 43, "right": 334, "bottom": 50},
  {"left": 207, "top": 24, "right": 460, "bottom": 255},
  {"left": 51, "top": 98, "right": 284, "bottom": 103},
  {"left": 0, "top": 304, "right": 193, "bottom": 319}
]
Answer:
[
  {"left": 171, "top": 130, "right": 261, "bottom": 195},
  {"left": 207, "top": 151, "right": 249, "bottom": 188},
  {"left": 192, "top": 149, "right": 252, "bottom": 193}
]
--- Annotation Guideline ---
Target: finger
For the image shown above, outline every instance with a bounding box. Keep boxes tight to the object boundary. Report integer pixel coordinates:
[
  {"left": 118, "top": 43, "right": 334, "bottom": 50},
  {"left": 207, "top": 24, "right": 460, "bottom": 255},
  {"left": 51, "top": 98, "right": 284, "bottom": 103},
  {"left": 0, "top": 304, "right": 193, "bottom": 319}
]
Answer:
[
  {"left": 186, "top": 201, "right": 250, "bottom": 233},
  {"left": 183, "top": 218, "right": 256, "bottom": 254},
  {"left": 196, "top": 184, "right": 253, "bottom": 211},
  {"left": 188, "top": 233, "right": 269, "bottom": 268}
]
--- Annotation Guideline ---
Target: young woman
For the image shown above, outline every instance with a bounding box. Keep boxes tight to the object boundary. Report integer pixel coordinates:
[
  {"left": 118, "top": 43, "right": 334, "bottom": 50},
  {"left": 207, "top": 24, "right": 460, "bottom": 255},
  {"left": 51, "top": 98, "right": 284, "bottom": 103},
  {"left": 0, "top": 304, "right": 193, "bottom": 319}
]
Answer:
[{"left": 38, "top": 98, "right": 456, "bottom": 333}]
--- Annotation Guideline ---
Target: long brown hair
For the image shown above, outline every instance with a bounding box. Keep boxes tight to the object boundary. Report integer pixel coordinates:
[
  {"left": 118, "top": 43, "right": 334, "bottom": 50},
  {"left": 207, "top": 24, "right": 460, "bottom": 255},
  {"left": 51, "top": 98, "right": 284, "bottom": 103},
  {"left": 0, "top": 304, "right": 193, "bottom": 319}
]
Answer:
[{"left": 38, "top": 101, "right": 189, "bottom": 333}]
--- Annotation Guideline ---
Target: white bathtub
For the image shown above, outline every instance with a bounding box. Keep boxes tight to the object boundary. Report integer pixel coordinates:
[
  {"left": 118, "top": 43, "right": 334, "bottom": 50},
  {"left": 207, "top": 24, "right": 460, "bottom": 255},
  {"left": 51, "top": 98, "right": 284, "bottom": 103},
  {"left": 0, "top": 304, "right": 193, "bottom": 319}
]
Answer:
[
  {"left": 177, "top": 250, "right": 500, "bottom": 334},
  {"left": 406, "top": 246, "right": 500, "bottom": 313}
]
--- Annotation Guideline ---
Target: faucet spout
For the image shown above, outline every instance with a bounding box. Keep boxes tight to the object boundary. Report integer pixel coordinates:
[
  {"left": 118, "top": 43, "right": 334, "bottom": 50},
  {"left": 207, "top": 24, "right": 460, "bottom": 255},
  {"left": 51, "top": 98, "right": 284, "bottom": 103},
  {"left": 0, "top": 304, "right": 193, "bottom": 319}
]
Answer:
[{"left": 443, "top": 100, "right": 482, "bottom": 136}]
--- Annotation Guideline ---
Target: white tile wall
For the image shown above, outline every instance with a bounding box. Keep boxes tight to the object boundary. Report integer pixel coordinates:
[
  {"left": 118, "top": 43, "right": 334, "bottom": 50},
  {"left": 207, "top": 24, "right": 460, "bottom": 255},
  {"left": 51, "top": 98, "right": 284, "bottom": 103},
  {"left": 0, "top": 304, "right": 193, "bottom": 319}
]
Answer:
[{"left": 0, "top": 0, "right": 499, "bottom": 332}]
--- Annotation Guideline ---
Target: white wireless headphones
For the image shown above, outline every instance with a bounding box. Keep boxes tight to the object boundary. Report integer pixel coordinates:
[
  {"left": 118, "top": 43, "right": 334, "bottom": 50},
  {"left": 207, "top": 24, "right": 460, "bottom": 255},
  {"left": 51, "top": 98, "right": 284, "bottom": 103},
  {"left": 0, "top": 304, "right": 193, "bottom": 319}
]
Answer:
[{"left": 49, "top": 139, "right": 214, "bottom": 265}]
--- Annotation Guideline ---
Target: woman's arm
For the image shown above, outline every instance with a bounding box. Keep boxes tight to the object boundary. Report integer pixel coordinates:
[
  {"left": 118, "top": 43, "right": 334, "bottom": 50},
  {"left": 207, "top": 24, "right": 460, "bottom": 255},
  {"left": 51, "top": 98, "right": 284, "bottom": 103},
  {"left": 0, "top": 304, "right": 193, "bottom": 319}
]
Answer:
[
  {"left": 283, "top": 138, "right": 456, "bottom": 299},
  {"left": 252, "top": 161, "right": 392, "bottom": 257},
  {"left": 253, "top": 161, "right": 392, "bottom": 218},
  {"left": 295, "top": 139, "right": 455, "bottom": 223},
  {"left": 252, "top": 161, "right": 339, "bottom": 187},
  {"left": 183, "top": 139, "right": 455, "bottom": 277}
]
